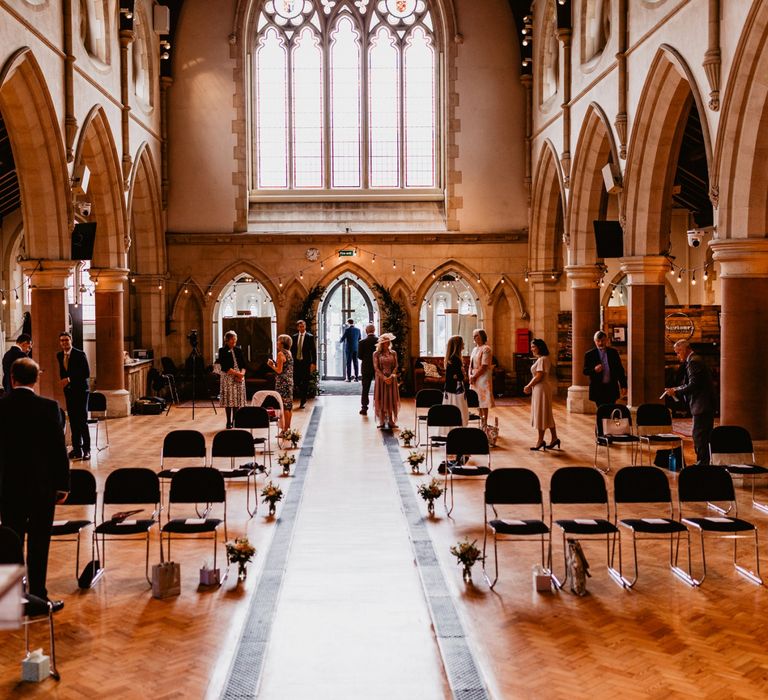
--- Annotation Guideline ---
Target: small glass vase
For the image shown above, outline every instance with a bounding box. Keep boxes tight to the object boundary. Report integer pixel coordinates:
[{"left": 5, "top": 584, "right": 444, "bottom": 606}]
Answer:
[
  {"left": 427, "top": 499, "right": 435, "bottom": 516},
  {"left": 403, "top": 439, "right": 412, "bottom": 448},
  {"left": 411, "top": 461, "right": 422, "bottom": 473},
  {"left": 237, "top": 561, "right": 247, "bottom": 581},
  {"left": 290, "top": 439, "right": 300, "bottom": 449},
  {"left": 462, "top": 565, "right": 472, "bottom": 584},
  {"left": 282, "top": 464, "right": 291, "bottom": 476},
  {"left": 268, "top": 502, "right": 277, "bottom": 516}
]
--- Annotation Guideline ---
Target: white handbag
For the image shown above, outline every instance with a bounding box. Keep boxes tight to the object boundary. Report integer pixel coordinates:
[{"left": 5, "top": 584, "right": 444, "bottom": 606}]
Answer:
[{"left": 602, "top": 408, "right": 630, "bottom": 436}]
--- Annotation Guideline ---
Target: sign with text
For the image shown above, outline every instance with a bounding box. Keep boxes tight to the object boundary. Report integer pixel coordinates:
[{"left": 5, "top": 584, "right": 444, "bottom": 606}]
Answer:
[{"left": 338, "top": 249, "right": 355, "bottom": 257}]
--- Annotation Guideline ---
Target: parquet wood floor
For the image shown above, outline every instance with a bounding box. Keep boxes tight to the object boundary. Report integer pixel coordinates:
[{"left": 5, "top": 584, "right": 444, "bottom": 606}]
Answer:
[{"left": 1, "top": 396, "right": 767, "bottom": 699}]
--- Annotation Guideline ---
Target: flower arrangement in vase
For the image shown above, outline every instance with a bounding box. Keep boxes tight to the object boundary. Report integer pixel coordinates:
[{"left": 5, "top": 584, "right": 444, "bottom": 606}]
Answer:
[
  {"left": 450, "top": 538, "right": 484, "bottom": 584},
  {"left": 399, "top": 428, "right": 415, "bottom": 448},
  {"left": 226, "top": 536, "right": 256, "bottom": 581},
  {"left": 261, "top": 481, "right": 284, "bottom": 516},
  {"left": 278, "top": 452, "right": 296, "bottom": 476},
  {"left": 280, "top": 428, "right": 301, "bottom": 449},
  {"left": 417, "top": 478, "right": 444, "bottom": 516},
  {"left": 405, "top": 450, "right": 426, "bottom": 473}
]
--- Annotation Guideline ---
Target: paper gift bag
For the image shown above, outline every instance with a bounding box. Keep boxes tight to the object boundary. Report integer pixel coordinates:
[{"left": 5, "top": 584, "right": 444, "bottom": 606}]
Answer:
[{"left": 151, "top": 561, "right": 181, "bottom": 599}]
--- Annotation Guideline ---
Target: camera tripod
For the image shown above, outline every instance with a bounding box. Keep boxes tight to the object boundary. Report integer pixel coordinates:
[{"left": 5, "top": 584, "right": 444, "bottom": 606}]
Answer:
[{"left": 167, "top": 343, "right": 217, "bottom": 419}]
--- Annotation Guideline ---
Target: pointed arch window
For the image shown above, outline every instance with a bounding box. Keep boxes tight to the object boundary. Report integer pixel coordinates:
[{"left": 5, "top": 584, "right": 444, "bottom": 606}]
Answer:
[{"left": 251, "top": 0, "right": 440, "bottom": 197}]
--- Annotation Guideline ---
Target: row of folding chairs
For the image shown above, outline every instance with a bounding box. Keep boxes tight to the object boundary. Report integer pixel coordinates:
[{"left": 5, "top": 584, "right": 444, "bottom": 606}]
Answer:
[
  {"left": 483, "top": 464, "right": 762, "bottom": 591},
  {"left": 414, "top": 388, "right": 484, "bottom": 446},
  {"left": 52, "top": 466, "right": 228, "bottom": 586}
]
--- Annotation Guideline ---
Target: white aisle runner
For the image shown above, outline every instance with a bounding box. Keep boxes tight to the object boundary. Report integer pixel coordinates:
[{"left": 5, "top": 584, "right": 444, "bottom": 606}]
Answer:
[{"left": 257, "top": 396, "right": 448, "bottom": 699}]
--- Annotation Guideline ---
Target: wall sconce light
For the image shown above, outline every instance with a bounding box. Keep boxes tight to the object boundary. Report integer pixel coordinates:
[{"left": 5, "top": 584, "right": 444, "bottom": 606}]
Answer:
[{"left": 120, "top": 7, "right": 133, "bottom": 20}]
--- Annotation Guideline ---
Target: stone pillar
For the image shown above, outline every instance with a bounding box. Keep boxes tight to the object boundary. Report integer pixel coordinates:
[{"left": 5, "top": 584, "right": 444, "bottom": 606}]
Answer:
[
  {"left": 132, "top": 274, "right": 167, "bottom": 360},
  {"left": 620, "top": 256, "right": 670, "bottom": 407},
  {"left": 711, "top": 239, "right": 768, "bottom": 439},
  {"left": 566, "top": 265, "right": 602, "bottom": 413},
  {"left": 24, "top": 260, "right": 73, "bottom": 403},
  {"left": 528, "top": 271, "right": 561, "bottom": 352},
  {"left": 92, "top": 268, "right": 130, "bottom": 417}
]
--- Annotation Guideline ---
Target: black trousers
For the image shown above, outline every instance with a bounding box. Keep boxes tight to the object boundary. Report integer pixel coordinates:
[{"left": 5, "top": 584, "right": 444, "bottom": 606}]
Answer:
[
  {"left": 65, "top": 388, "right": 90, "bottom": 453},
  {"left": 294, "top": 360, "right": 311, "bottom": 405},
  {"left": 1, "top": 495, "right": 56, "bottom": 598},
  {"left": 360, "top": 371, "right": 373, "bottom": 409},
  {"left": 345, "top": 349, "right": 359, "bottom": 380},
  {"left": 591, "top": 383, "right": 620, "bottom": 408},
  {"left": 692, "top": 410, "right": 715, "bottom": 466}
]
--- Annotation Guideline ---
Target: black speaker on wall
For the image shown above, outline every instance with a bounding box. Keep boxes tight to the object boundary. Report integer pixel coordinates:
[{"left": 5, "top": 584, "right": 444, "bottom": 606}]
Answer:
[
  {"left": 71, "top": 222, "right": 97, "bottom": 260},
  {"left": 593, "top": 220, "right": 624, "bottom": 258}
]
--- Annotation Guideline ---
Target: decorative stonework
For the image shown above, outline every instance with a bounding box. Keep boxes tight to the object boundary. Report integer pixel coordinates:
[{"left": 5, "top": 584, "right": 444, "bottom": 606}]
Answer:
[
  {"left": 710, "top": 239, "right": 768, "bottom": 278},
  {"left": 703, "top": 48, "right": 721, "bottom": 111}
]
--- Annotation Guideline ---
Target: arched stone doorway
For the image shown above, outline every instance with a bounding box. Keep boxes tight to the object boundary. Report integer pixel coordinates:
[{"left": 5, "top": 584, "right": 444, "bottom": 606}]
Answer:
[{"left": 319, "top": 273, "right": 378, "bottom": 380}]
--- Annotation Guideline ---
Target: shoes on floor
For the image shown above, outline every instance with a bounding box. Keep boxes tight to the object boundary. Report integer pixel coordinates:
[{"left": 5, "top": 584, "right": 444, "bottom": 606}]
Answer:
[
  {"left": 68, "top": 450, "right": 82, "bottom": 460},
  {"left": 298, "top": 403, "right": 306, "bottom": 409},
  {"left": 47, "top": 599, "right": 65, "bottom": 613},
  {"left": 345, "top": 378, "right": 352, "bottom": 382},
  {"left": 82, "top": 451, "right": 91, "bottom": 460},
  {"left": 359, "top": 408, "right": 367, "bottom": 415},
  {"left": 353, "top": 377, "right": 359, "bottom": 382}
]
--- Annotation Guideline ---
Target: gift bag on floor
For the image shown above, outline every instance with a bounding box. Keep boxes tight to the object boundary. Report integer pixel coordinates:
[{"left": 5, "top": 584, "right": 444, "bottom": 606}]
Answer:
[{"left": 152, "top": 545, "right": 180, "bottom": 599}]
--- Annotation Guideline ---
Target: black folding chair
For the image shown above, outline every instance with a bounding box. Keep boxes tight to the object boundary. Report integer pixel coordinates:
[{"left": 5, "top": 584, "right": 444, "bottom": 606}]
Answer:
[
  {"left": 211, "top": 430, "right": 258, "bottom": 517},
  {"left": 610, "top": 466, "right": 693, "bottom": 588},
  {"left": 0, "top": 527, "right": 60, "bottom": 680},
  {"left": 159, "top": 430, "right": 207, "bottom": 478},
  {"left": 50, "top": 469, "right": 98, "bottom": 583},
  {"left": 636, "top": 403, "right": 684, "bottom": 468},
  {"left": 443, "top": 427, "right": 491, "bottom": 515},
  {"left": 414, "top": 389, "right": 443, "bottom": 446},
  {"left": 234, "top": 406, "right": 272, "bottom": 475},
  {"left": 678, "top": 465, "right": 762, "bottom": 585},
  {"left": 594, "top": 403, "right": 639, "bottom": 473},
  {"left": 709, "top": 425, "right": 768, "bottom": 513},
  {"left": 87, "top": 391, "right": 109, "bottom": 451},
  {"left": 161, "top": 468, "right": 227, "bottom": 573},
  {"left": 93, "top": 468, "right": 160, "bottom": 585},
  {"left": 425, "top": 404, "right": 463, "bottom": 474},
  {"left": 549, "top": 466, "right": 619, "bottom": 589},
  {"left": 482, "top": 468, "right": 550, "bottom": 589}
]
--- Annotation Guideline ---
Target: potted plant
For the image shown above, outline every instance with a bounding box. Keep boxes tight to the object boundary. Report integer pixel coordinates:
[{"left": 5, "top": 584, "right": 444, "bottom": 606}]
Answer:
[
  {"left": 399, "top": 428, "right": 415, "bottom": 447},
  {"left": 405, "top": 450, "right": 426, "bottom": 473},
  {"left": 261, "top": 481, "right": 284, "bottom": 516},
  {"left": 278, "top": 452, "right": 295, "bottom": 476},
  {"left": 280, "top": 428, "right": 301, "bottom": 449},
  {"left": 417, "top": 478, "right": 444, "bottom": 516},
  {"left": 225, "top": 536, "right": 256, "bottom": 581},
  {"left": 450, "top": 538, "right": 484, "bottom": 584}
]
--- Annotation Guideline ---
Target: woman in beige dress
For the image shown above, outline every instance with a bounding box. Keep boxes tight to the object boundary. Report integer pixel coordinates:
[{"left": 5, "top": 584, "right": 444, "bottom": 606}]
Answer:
[
  {"left": 469, "top": 328, "right": 495, "bottom": 428},
  {"left": 523, "top": 338, "right": 559, "bottom": 451}
]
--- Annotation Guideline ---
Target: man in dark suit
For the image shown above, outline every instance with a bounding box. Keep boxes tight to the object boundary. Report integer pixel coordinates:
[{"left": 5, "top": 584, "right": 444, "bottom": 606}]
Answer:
[
  {"left": 583, "top": 330, "right": 627, "bottom": 408},
  {"left": 339, "top": 318, "right": 362, "bottom": 382},
  {"left": 663, "top": 339, "right": 716, "bottom": 465},
  {"left": 0, "top": 358, "right": 69, "bottom": 609},
  {"left": 57, "top": 331, "right": 91, "bottom": 460},
  {"left": 292, "top": 319, "right": 316, "bottom": 409},
  {"left": 1, "top": 333, "right": 32, "bottom": 393},
  {"left": 358, "top": 324, "right": 378, "bottom": 416}
]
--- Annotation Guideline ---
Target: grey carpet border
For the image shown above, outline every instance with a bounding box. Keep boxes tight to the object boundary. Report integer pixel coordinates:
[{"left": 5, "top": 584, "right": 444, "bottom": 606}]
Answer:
[
  {"left": 220, "top": 406, "right": 322, "bottom": 699},
  {"left": 382, "top": 432, "right": 490, "bottom": 700}
]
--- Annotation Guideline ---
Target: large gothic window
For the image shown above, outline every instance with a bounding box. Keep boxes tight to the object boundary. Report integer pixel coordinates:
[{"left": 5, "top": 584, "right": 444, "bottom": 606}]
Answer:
[{"left": 251, "top": 0, "right": 439, "bottom": 195}]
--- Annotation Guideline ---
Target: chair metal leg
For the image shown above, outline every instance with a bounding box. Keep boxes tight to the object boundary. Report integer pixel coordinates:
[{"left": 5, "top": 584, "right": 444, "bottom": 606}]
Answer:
[{"left": 733, "top": 530, "right": 763, "bottom": 585}]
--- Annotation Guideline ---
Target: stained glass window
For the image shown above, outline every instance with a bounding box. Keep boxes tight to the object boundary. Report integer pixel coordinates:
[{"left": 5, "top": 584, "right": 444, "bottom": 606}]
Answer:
[{"left": 252, "top": 0, "right": 438, "bottom": 193}]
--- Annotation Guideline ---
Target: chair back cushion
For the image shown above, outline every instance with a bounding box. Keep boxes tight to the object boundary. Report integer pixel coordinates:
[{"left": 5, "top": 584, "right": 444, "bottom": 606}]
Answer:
[
  {"left": 162, "top": 430, "right": 206, "bottom": 459},
  {"left": 709, "top": 425, "right": 753, "bottom": 456},
  {"left": 426, "top": 404, "right": 463, "bottom": 427},
  {"left": 103, "top": 468, "right": 160, "bottom": 505},
  {"left": 66, "top": 469, "right": 98, "bottom": 506},
  {"left": 636, "top": 403, "right": 672, "bottom": 428},
  {"left": 678, "top": 465, "right": 735, "bottom": 503},
  {"left": 234, "top": 406, "right": 270, "bottom": 429},
  {"left": 550, "top": 466, "right": 608, "bottom": 504},
  {"left": 614, "top": 466, "right": 671, "bottom": 504},
  {"left": 0, "top": 526, "right": 24, "bottom": 565},
  {"left": 88, "top": 391, "right": 107, "bottom": 412},
  {"left": 211, "top": 429, "right": 256, "bottom": 458},
  {"left": 445, "top": 427, "right": 490, "bottom": 456},
  {"left": 169, "top": 467, "right": 225, "bottom": 503},
  {"left": 485, "top": 468, "right": 541, "bottom": 505},
  {"left": 416, "top": 389, "right": 444, "bottom": 409}
]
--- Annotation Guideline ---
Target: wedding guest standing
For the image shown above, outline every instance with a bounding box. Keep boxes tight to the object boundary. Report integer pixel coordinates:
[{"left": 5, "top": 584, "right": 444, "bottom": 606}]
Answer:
[
  {"left": 469, "top": 328, "right": 495, "bottom": 427},
  {"left": 373, "top": 333, "right": 399, "bottom": 429},
  {"left": 339, "top": 318, "right": 362, "bottom": 382},
  {"left": 442, "top": 335, "right": 468, "bottom": 426},
  {"left": 57, "top": 331, "right": 91, "bottom": 460},
  {"left": 2, "top": 333, "right": 32, "bottom": 393},
  {"left": 583, "top": 330, "right": 627, "bottom": 408},
  {"left": 358, "top": 324, "right": 378, "bottom": 416},
  {"left": 523, "top": 338, "right": 559, "bottom": 451},
  {"left": 292, "top": 320, "right": 316, "bottom": 409},
  {"left": 217, "top": 330, "right": 246, "bottom": 429},
  {"left": 267, "top": 334, "right": 294, "bottom": 432}
]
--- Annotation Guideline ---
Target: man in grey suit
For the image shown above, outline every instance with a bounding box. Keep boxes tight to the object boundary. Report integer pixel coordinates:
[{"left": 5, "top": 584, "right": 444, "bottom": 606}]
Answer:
[{"left": 663, "top": 339, "right": 716, "bottom": 465}]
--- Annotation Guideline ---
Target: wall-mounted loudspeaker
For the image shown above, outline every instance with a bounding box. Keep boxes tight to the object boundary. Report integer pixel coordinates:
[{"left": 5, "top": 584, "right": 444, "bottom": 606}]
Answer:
[
  {"left": 602, "top": 162, "right": 623, "bottom": 194},
  {"left": 153, "top": 5, "right": 170, "bottom": 34},
  {"left": 593, "top": 220, "right": 624, "bottom": 259},
  {"left": 71, "top": 222, "right": 97, "bottom": 261}
]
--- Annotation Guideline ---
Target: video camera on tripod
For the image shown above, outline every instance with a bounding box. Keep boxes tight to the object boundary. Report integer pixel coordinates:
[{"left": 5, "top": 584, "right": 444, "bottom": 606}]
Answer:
[{"left": 187, "top": 329, "right": 199, "bottom": 348}]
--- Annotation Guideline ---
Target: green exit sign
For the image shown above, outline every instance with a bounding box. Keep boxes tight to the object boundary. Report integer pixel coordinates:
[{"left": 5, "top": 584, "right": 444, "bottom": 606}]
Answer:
[{"left": 338, "top": 249, "right": 355, "bottom": 257}]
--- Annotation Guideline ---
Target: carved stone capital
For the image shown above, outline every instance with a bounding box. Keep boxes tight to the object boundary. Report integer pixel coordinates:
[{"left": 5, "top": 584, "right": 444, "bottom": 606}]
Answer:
[
  {"left": 710, "top": 239, "right": 768, "bottom": 278},
  {"left": 565, "top": 264, "right": 602, "bottom": 289},
  {"left": 703, "top": 48, "right": 721, "bottom": 111},
  {"left": 615, "top": 113, "right": 628, "bottom": 160},
  {"left": 619, "top": 255, "right": 670, "bottom": 286}
]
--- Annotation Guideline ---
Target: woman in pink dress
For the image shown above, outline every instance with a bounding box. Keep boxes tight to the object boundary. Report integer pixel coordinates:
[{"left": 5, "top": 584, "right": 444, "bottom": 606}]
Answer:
[
  {"left": 373, "top": 333, "right": 400, "bottom": 429},
  {"left": 469, "top": 328, "right": 495, "bottom": 428}
]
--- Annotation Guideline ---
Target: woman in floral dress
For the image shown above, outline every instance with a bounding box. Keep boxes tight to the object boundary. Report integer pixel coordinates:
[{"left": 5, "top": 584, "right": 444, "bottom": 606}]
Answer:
[
  {"left": 267, "top": 334, "right": 293, "bottom": 431},
  {"left": 217, "top": 330, "right": 247, "bottom": 429},
  {"left": 373, "top": 333, "right": 400, "bottom": 429},
  {"left": 469, "top": 328, "right": 495, "bottom": 427}
]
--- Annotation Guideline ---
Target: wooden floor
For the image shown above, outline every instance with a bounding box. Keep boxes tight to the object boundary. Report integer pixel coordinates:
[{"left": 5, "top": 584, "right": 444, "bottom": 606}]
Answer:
[{"left": 2, "top": 396, "right": 768, "bottom": 698}]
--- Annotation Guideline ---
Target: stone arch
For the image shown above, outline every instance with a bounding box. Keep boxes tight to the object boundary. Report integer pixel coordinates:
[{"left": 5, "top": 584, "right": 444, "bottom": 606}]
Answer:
[
  {"left": 314, "top": 260, "right": 382, "bottom": 297},
  {"left": 488, "top": 279, "right": 527, "bottom": 320},
  {"left": 530, "top": 139, "right": 566, "bottom": 271},
  {"left": 414, "top": 259, "right": 489, "bottom": 311},
  {"left": 491, "top": 285, "right": 517, "bottom": 377},
  {"left": 73, "top": 105, "right": 126, "bottom": 268},
  {"left": 127, "top": 143, "right": 165, "bottom": 275},
  {"left": 569, "top": 102, "right": 621, "bottom": 264},
  {"left": 622, "top": 45, "right": 714, "bottom": 255},
  {"left": 169, "top": 276, "right": 206, "bottom": 320},
  {"left": 169, "top": 285, "right": 205, "bottom": 364},
  {"left": 714, "top": 0, "right": 768, "bottom": 237},
  {"left": 0, "top": 48, "right": 70, "bottom": 259},
  {"left": 207, "top": 259, "right": 281, "bottom": 312}
]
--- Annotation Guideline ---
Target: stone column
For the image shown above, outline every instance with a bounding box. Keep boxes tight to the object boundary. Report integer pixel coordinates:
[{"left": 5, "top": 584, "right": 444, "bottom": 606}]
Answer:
[
  {"left": 620, "top": 256, "right": 670, "bottom": 407},
  {"left": 132, "top": 274, "right": 167, "bottom": 360},
  {"left": 92, "top": 268, "right": 130, "bottom": 417},
  {"left": 24, "top": 260, "right": 74, "bottom": 403},
  {"left": 528, "top": 271, "right": 561, "bottom": 350},
  {"left": 566, "top": 265, "right": 602, "bottom": 413},
  {"left": 711, "top": 239, "right": 768, "bottom": 439}
]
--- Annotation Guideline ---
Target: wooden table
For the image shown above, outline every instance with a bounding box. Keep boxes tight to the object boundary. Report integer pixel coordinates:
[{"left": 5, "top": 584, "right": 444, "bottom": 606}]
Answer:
[{"left": 124, "top": 359, "right": 153, "bottom": 405}]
